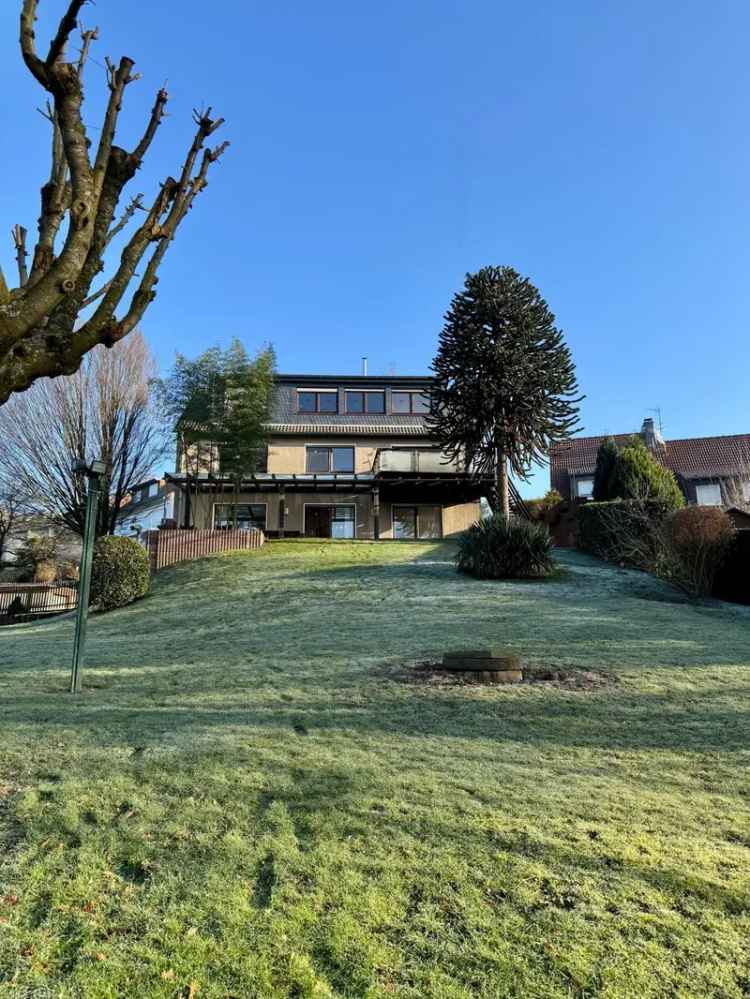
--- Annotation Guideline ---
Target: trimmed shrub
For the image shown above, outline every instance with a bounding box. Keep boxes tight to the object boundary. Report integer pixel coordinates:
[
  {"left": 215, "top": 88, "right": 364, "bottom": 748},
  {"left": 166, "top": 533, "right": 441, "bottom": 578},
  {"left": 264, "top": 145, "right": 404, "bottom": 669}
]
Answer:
[
  {"left": 661, "top": 507, "right": 736, "bottom": 598},
  {"left": 609, "top": 436, "right": 685, "bottom": 508},
  {"left": 90, "top": 536, "right": 150, "bottom": 611},
  {"left": 577, "top": 499, "right": 672, "bottom": 568},
  {"left": 456, "top": 515, "right": 554, "bottom": 580}
]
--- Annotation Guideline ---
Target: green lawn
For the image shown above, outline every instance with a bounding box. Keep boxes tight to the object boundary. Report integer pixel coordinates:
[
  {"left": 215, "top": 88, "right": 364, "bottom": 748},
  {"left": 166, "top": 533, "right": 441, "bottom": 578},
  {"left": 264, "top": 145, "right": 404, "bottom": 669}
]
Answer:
[{"left": 1, "top": 541, "right": 750, "bottom": 998}]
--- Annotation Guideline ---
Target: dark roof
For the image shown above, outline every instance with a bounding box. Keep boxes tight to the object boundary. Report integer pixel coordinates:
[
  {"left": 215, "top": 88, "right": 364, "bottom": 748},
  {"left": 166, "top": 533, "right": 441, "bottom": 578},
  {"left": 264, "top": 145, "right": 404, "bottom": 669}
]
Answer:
[
  {"left": 266, "top": 422, "right": 430, "bottom": 436},
  {"left": 274, "top": 373, "right": 433, "bottom": 386},
  {"left": 551, "top": 432, "right": 750, "bottom": 480}
]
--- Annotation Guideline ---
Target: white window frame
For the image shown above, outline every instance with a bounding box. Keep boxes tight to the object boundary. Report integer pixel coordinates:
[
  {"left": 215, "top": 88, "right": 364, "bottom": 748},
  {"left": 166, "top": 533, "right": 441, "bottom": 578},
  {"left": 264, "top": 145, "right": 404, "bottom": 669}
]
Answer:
[
  {"left": 695, "top": 482, "right": 722, "bottom": 507},
  {"left": 575, "top": 476, "right": 594, "bottom": 499}
]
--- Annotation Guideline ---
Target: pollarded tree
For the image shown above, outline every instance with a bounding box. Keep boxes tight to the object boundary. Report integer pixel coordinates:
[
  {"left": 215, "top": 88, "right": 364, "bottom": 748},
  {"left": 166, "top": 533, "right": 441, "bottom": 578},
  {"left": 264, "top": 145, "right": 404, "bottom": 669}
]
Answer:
[
  {"left": 429, "top": 266, "right": 582, "bottom": 518},
  {"left": 0, "top": 1, "right": 228, "bottom": 406}
]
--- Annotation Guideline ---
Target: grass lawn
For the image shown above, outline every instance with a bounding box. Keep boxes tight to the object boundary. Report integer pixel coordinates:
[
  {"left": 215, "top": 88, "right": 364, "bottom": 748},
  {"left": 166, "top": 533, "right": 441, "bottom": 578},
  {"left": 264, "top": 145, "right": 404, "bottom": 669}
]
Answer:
[{"left": 1, "top": 541, "right": 750, "bottom": 998}]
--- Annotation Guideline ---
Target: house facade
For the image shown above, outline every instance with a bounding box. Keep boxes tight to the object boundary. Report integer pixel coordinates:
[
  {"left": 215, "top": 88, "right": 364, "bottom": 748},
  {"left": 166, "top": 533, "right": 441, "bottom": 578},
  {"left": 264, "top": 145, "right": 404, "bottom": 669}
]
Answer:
[
  {"left": 115, "top": 479, "right": 175, "bottom": 539},
  {"left": 550, "top": 417, "right": 750, "bottom": 507},
  {"left": 166, "top": 373, "right": 489, "bottom": 540}
]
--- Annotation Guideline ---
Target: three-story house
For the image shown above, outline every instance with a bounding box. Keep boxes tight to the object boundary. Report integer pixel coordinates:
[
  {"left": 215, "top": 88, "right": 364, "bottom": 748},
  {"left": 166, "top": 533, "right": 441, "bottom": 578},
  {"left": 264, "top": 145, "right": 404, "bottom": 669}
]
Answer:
[{"left": 166, "top": 372, "right": 490, "bottom": 539}]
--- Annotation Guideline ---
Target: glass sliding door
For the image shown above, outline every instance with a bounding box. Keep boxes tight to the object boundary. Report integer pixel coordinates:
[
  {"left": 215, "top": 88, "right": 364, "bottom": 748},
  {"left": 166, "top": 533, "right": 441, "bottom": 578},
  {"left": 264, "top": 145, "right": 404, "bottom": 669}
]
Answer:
[
  {"left": 304, "top": 504, "right": 356, "bottom": 539},
  {"left": 392, "top": 505, "right": 442, "bottom": 540},
  {"left": 392, "top": 506, "right": 416, "bottom": 539},
  {"left": 331, "top": 506, "right": 355, "bottom": 539}
]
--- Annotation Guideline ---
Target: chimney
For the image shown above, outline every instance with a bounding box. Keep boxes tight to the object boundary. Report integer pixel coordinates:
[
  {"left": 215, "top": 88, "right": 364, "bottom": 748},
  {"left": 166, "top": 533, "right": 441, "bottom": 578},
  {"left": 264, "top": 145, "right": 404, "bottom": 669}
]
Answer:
[
  {"left": 641, "top": 416, "right": 664, "bottom": 449},
  {"left": 361, "top": 356, "right": 368, "bottom": 376}
]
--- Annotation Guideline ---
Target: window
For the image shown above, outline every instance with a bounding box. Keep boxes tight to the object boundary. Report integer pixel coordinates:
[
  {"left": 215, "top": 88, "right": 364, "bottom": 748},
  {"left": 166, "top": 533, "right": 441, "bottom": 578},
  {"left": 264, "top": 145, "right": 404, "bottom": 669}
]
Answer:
[
  {"left": 346, "top": 390, "right": 385, "bottom": 414},
  {"left": 306, "top": 446, "right": 355, "bottom": 473},
  {"left": 695, "top": 482, "right": 722, "bottom": 506},
  {"left": 213, "top": 503, "right": 266, "bottom": 530},
  {"left": 148, "top": 482, "right": 159, "bottom": 498},
  {"left": 331, "top": 505, "right": 355, "bottom": 539},
  {"left": 575, "top": 476, "right": 594, "bottom": 499},
  {"left": 391, "top": 391, "right": 430, "bottom": 414},
  {"left": 393, "top": 505, "right": 442, "bottom": 540},
  {"left": 304, "top": 504, "right": 356, "bottom": 538},
  {"left": 297, "top": 390, "right": 338, "bottom": 414}
]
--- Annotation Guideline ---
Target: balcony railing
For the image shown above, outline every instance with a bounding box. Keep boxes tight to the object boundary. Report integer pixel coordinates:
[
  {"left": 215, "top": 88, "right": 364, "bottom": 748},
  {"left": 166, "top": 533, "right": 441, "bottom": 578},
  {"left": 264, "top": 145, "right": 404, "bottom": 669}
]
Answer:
[{"left": 373, "top": 449, "right": 467, "bottom": 475}]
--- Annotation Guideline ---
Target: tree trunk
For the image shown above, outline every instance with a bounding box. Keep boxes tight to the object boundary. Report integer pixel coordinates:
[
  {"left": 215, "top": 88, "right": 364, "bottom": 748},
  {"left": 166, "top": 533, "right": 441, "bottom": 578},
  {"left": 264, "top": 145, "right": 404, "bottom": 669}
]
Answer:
[{"left": 496, "top": 447, "right": 510, "bottom": 521}]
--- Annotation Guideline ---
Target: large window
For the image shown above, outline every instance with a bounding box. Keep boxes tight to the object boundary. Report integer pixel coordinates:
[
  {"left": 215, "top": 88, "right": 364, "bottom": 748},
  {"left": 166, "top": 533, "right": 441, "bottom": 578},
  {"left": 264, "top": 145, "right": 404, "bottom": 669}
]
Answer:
[
  {"left": 695, "top": 482, "right": 722, "bottom": 506},
  {"left": 297, "top": 390, "right": 338, "bottom": 414},
  {"left": 346, "top": 390, "right": 385, "bottom": 414},
  {"left": 393, "top": 505, "right": 442, "bottom": 540},
  {"left": 306, "top": 446, "right": 355, "bottom": 473},
  {"left": 304, "top": 504, "right": 356, "bottom": 539},
  {"left": 391, "top": 391, "right": 430, "bottom": 414},
  {"left": 575, "top": 476, "right": 594, "bottom": 500},
  {"left": 213, "top": 503, "right": 266, "bottom": 530}
]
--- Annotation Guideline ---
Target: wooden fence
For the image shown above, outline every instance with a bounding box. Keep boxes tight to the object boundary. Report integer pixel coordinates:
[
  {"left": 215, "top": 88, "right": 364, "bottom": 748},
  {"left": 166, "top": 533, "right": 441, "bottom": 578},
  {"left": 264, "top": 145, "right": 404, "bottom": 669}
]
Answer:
[
  {"left": 146, "top": 528, "right": 265, "bottom": 572},
  {"left": 0, "top": 582, "right": 78, "bottom": 623}
]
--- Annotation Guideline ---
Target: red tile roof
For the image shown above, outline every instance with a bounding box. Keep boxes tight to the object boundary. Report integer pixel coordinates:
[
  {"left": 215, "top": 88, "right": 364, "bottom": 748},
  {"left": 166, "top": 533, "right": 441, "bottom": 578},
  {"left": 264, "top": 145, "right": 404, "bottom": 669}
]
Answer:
[{"left": 551, "top": 432, "right": 750, "bottom": 480}]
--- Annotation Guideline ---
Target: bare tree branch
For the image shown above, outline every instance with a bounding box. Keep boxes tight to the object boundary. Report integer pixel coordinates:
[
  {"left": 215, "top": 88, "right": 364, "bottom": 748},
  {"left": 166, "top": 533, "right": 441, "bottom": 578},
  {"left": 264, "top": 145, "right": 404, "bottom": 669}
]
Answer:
[
  {"left": 12, "top": 225, "right": 29, "bottom": 286},
  {"left": 104, "top": 193, "right": 144, "bottom": 249},
  {"left": 46, "top": 0, "right": 88, "bottom": 68},
  {"left": 76, "top": 21, "right": 98, "bottom": 75}
]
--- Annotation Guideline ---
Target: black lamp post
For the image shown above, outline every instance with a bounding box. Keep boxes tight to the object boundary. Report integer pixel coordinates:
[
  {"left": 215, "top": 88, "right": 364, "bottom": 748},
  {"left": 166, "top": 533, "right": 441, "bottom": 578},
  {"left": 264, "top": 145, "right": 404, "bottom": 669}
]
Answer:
[{"left": 70, "top": 458, "right": 106, "bottom": 695}]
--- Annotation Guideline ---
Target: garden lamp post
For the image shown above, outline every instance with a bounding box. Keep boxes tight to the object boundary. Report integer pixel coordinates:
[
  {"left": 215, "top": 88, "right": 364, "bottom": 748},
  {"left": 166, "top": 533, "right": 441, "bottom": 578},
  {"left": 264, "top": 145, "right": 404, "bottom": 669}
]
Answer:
[{"left": 70, "top": 458, "right": 106, "bottom": 695}]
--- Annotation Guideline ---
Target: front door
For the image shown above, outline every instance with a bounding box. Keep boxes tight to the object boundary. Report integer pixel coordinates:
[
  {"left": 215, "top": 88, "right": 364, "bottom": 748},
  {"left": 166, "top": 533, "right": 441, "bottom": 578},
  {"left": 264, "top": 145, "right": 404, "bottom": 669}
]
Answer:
[{"left": 305, "top": 505, "right": 332, "bottom": 538}]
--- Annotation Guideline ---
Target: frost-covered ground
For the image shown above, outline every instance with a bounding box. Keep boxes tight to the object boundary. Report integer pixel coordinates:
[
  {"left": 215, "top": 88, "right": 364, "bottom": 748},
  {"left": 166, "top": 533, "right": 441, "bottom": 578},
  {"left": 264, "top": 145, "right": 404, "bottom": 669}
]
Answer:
[{"left": 1, "top": 542, "right": 749, "bottom": 998}]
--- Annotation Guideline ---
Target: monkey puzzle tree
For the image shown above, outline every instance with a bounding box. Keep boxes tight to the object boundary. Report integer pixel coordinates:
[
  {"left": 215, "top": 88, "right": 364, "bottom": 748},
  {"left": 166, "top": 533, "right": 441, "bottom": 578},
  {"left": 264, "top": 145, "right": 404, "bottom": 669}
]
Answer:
[
  {"left": 429, "top": 266, "right": 582, "bottom": 519},
  {"left": 0, "top": 1, "right": 228, "bottom": 406}
]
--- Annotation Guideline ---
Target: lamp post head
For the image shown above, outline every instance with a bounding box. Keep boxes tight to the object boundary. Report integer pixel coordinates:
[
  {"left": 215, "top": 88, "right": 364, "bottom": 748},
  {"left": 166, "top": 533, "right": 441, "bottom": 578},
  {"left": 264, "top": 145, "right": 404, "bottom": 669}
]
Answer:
[{"left": 73, "top": 458, "right": 106, "bottom": 478}]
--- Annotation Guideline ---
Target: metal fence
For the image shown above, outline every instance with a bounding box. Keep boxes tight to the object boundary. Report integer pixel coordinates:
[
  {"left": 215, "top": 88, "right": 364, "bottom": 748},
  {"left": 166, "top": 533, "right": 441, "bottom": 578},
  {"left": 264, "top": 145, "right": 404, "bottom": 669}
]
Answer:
[
  {"left": 146, "top": 527, "right": 265, "bottom": 572},
  {"left": 0, "top": 582, "right": 78, "bottom": 623}
]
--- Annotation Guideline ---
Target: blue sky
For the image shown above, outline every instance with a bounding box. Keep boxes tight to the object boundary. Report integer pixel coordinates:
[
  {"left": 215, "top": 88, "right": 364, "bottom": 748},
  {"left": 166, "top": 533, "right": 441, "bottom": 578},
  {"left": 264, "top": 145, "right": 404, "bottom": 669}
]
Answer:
[{"left": 1, "top": 2, "right": 748, "bottom": 495}]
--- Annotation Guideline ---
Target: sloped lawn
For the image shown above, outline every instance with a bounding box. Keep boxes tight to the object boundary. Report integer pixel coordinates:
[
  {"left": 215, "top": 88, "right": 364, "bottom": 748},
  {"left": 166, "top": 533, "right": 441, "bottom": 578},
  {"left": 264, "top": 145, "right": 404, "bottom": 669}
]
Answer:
[{"left": 1, "top": 541, "right": 749, "bottom": 998}]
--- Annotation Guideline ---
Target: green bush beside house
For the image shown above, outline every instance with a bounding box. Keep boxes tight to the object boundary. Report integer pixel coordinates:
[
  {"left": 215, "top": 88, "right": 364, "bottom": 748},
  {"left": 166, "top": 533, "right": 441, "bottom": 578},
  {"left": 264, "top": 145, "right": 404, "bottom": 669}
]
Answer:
[{"left": 90, "top": 536, "right": 150, "bottom": 611}]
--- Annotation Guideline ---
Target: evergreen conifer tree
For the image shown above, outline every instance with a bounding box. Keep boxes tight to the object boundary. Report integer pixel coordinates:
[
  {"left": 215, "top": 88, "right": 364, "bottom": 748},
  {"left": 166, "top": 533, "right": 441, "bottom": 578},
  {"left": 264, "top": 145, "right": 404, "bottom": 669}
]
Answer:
[{"left": 429, "top": 266, "right": 582, "bottom": 517}]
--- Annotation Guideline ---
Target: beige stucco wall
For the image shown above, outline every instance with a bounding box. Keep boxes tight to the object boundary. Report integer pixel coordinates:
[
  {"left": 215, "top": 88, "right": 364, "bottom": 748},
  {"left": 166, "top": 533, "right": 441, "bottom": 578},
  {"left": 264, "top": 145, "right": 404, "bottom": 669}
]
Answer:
[
  {"left": 441, "top": 501, "right": 482, "bottom": 537},
  {"left": 266, "top": 437, "right": 436, "bottom": 475}
]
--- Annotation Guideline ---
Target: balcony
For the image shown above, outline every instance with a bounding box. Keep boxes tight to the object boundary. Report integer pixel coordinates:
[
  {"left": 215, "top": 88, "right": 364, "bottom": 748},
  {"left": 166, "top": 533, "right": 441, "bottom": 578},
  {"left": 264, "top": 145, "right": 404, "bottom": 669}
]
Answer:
[{"left": 373, "top": 448, "right": 467, "bottom": 475}]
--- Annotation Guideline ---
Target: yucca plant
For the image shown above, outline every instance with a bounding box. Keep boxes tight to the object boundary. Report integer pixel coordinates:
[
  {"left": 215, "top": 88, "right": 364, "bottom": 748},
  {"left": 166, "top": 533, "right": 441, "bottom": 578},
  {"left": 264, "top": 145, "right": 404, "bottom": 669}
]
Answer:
[{"left": 456, "top": 515, "right": 554, "bottom": 579}]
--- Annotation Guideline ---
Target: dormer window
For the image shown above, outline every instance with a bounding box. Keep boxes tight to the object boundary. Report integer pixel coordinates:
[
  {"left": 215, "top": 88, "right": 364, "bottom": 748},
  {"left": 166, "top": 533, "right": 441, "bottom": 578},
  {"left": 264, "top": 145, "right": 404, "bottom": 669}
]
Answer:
[
  {"left": 297, "top": 390, "right": 338, "bottom": 414},
  {"left": 345, "top": 390, "right": 385, "bottom": 414},
  {"left": 392, "top": 391, "right": 430, "bottom": 414}
]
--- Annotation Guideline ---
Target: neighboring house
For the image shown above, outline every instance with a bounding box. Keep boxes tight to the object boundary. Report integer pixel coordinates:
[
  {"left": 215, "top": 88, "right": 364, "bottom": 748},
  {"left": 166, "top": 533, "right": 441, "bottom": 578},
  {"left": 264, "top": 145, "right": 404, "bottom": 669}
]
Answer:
[
  {"left": 550, "top": 417, "right": 750, "bottom": 506},
  {"left": 167, "top": 373, "right": 491, "bottom": 539},
  {"left": 2, "top": 514, "right": 81, "bottom": 565},
  {"left": 115, "top": 479, "right": 176, "bottom": 538}
]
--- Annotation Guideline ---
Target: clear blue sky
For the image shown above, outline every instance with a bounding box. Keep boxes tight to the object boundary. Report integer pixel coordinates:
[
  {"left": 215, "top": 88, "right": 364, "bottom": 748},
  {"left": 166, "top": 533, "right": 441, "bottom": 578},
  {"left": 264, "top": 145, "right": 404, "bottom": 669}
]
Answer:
[{"left": 1, "top": 1, "right": 748, "bottom": 495}]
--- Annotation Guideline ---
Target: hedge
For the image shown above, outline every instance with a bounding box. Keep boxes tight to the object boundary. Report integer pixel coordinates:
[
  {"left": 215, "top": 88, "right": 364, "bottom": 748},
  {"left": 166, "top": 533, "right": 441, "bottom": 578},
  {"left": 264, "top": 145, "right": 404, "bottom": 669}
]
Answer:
[{"left": 577, "top": 499, "right": 672, "bottom": 567}]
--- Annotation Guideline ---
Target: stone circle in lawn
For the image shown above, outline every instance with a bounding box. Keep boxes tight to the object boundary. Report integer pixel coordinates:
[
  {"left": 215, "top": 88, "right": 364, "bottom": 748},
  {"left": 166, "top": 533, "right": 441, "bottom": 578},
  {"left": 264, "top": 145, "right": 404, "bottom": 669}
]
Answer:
[{"left": 442, "top": 648, "right": 523, "bottom": 683}]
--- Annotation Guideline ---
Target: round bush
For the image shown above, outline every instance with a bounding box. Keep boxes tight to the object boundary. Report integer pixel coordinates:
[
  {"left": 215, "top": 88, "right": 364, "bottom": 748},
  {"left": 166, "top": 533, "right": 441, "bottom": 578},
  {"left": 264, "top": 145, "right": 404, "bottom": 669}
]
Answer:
[
  {"left": 456, "top": 515, "right": 554, "bottom": 579},
  {"left": 90, "top": 536, "right": 150, "bottom": 611}
]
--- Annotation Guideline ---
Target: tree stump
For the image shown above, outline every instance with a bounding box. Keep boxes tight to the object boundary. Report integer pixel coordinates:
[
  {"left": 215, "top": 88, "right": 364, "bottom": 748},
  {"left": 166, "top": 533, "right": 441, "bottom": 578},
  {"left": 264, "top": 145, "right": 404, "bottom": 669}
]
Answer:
[{"left": 442, "top": 648, "right": 522, "bottom": 683}]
